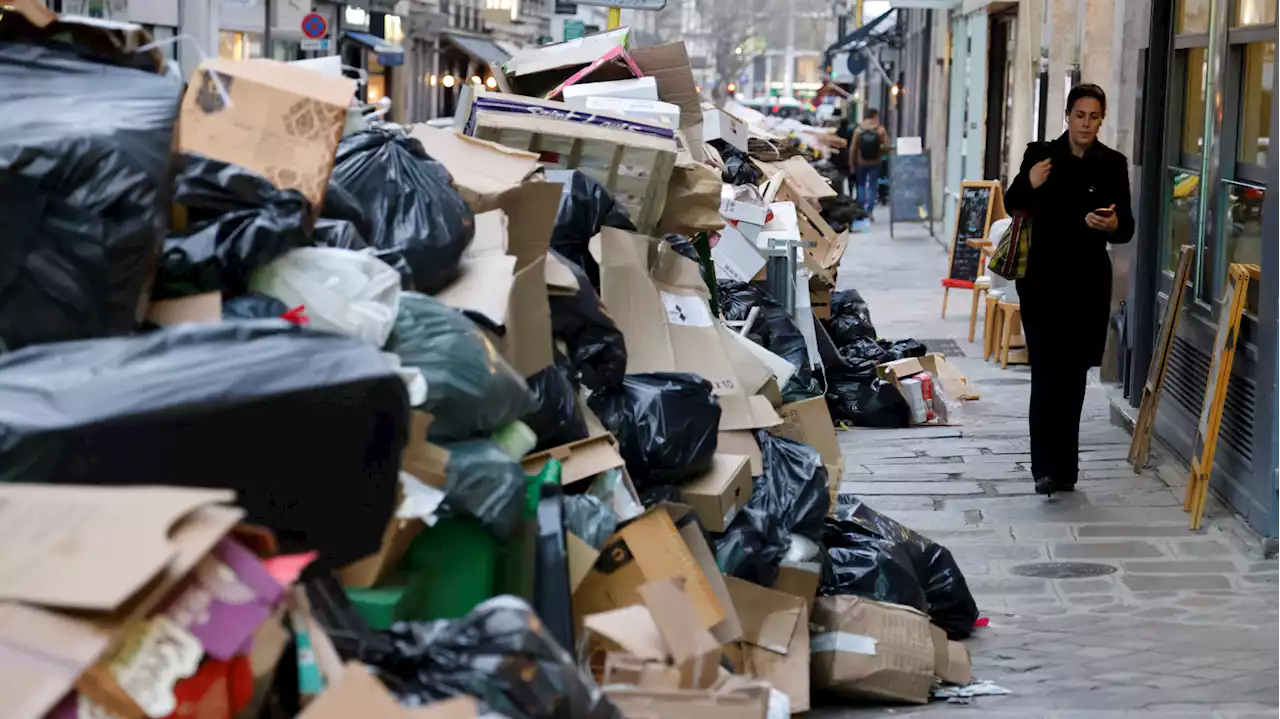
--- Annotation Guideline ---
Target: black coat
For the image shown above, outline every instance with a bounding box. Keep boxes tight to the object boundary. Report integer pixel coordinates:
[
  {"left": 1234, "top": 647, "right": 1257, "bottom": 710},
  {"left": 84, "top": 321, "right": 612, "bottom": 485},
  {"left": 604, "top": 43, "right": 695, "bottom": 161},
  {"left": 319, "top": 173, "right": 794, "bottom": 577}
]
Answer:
[{"left": 1005, "top": 134, "right": 1135, "bottom": 367}]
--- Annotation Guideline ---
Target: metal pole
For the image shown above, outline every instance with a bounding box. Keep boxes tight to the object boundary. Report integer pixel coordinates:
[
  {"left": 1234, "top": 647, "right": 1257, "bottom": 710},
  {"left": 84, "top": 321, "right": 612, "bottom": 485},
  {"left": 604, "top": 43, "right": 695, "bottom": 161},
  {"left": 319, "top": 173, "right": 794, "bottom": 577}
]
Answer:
[
  {"left": 263, "top": 0, "right": 273, "bottom": 59},
  {"left": 1193, "top": 0, "right": 1229, "bottom": 298},
  {"left": 607, "top": 7, "right": 621, "bottom": 29}
]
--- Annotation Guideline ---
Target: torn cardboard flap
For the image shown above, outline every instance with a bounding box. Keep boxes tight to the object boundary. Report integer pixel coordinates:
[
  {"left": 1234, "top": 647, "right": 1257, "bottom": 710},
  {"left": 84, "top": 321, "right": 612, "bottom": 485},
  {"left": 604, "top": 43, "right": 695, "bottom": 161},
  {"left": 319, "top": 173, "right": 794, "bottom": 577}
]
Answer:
[
  {"left": 145, "top": 292, "right": 222, "bottom": 326},
  {"left": 407, "top": 126, "right": 540, "bottom": 212},
  {"left": 522, "top": 432, "right": 626, "bottom": 486},
  {"left": 567, "top": 532, "right": 601, "bottom": 595},
  {"left": 919, "top": 353, "right": 979, "bottom": 401},
  {"left": 584, "top": 604, "right": 669, "bottom": 661},
  {"left": 810, "top": 595, "right": 936, "bottom": 705},
  {"left": 725, "top": 576, "right": 811, "bottom": 712},
  {"left": 301, "top": 662, "right": 482, "bottom": 719},
  {"left": 630, "top": 42, "right": 702, "bottom": 132},
  {"left": 754, "top": 157, "right": 837, "bottom": 201},
  {"left": 664, "top": 504, "right": 742, "bottom": 645},
  {"left": 717, "top": 430, "right": 763, "bottom": 476},
  {"left": 771, "top": 396, "right": 841, "bottom": 467},
  {"left": 678, "top": 453, "right": 753, "bottom": 533},
  {"left": 545, "top": 252, "right": 581, "bottom": 294},
  {"left": 0, "top": 485, "right": 236, "bottom": 611},
  {"left": 605, "top": 685, "right": 769, "bottom": 719},
  {"left": 638, "top": 579, "right": 722, "bottom": 689},
  {"left": 930, "top": 624, "right": 974, "bottom": 686}
]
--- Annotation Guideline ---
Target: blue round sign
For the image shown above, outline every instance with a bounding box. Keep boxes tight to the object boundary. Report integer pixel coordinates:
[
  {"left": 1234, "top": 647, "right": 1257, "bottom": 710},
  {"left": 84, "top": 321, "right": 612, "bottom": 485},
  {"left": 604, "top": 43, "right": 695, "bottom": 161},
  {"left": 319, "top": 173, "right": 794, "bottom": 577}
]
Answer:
[{"left": 301, "top": 12, "right": 328, "bottom": 40}]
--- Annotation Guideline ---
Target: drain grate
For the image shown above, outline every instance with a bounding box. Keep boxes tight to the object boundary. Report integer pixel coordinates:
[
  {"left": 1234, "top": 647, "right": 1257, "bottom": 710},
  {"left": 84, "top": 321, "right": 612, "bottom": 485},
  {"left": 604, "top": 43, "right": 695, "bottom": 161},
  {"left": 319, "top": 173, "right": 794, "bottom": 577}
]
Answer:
[
  {"left": 1010, "top": 562, "right": 1118, "bottom": 579},
  {"left": 918, "top": 339, "right": 965, "bottom": 358}
]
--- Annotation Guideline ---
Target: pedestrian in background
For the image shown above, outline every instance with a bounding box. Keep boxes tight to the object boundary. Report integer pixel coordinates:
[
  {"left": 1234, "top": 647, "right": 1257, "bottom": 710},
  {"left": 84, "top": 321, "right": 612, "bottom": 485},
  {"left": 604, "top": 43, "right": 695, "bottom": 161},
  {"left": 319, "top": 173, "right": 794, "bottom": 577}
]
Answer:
[
  {"left": 1004, "top": 83, "right": 1134, "bottom": 496},
  {"left": 852, "top": 108, "right": 889, "bottom": 217},
  {"left": 832, "top": 108, "right": 855, "bottom": 197}
]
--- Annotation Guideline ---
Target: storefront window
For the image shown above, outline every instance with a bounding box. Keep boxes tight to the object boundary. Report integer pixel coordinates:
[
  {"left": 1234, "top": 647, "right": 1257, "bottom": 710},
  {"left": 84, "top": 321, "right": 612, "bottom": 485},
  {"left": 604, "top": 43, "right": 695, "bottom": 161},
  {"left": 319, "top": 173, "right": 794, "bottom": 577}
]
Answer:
[
  {"left": 1165, "top": 168, "right": 1201, "bottom": 274},
  {"left": 1237, "top": 41, "right": 1274, "bottom": 168},
  {"left": 1176, "top": 0, "right": 1211, "bottom": 35},
  {"left": 1180, "top": 48, "right": 1208, "bottom": 158},
  {"left": 218, "top": 31, "right": 262, "bottom": 60},
  {"left": 1235, "top": 0, "right": 1277, "bottom": 27},
  {"left": 1220, "top": 182, "right": 1265, "bottom": 313}
]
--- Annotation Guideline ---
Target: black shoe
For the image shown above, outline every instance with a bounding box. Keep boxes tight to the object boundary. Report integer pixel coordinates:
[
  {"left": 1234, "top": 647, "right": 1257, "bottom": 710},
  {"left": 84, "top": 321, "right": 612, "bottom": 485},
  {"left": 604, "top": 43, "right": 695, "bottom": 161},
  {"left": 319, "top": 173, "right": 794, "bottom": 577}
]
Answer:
[
  {"left": 1035, "top": 477, "right": 1056, "bottom": 496},
  {"left": 1054, "top": 479, "right": 1077, "bottom": 493}
]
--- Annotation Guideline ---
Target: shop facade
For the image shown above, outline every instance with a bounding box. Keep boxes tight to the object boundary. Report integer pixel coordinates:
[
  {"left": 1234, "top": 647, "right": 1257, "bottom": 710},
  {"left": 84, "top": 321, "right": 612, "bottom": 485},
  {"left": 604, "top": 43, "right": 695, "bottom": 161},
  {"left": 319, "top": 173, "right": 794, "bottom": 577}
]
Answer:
[{"left": 1128, "top": 0, "right": 1277, "bottom": 536}]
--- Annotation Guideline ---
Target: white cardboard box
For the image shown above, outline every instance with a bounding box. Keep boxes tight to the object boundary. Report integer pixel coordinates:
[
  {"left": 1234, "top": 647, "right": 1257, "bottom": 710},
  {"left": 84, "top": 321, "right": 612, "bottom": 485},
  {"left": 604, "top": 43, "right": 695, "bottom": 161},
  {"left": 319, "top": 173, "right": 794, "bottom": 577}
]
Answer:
[
  {"left": 703, "top": 107, "right": 749, "bottom": 153},
  {"left": 711, "top": 223, "right": 766, "bottom": 283},
  {"left": 562, "top": 76, "right": 659, "bottom": 104},
  {"left": 578, "top": 96, "right": 680, "bottom": 129}
]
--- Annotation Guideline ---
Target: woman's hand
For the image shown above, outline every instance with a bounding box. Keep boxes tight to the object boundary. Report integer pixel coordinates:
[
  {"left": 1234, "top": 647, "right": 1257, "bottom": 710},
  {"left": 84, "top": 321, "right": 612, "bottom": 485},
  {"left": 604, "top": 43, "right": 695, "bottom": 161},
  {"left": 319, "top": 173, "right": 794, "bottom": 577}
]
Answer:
[
  {"left": 1029, "top": 159, "right": 1052, "bottom": 189},
  {"left": 1086, "top": 205, "right": 1119, "bottom": 233}
]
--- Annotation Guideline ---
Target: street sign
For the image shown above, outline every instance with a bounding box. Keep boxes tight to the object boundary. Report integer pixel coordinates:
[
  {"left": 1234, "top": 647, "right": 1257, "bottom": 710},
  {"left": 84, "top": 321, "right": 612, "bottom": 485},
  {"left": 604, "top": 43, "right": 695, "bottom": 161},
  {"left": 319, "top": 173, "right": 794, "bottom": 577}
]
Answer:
[
  {"left": 300, "top": 39, "right": 331, "bottom": 51},
  {"left": 301, "top": 12, "right": 328, "bottom": 40},
  {"left": 571, "top": 0, "right": 667, "bottom": 9}
]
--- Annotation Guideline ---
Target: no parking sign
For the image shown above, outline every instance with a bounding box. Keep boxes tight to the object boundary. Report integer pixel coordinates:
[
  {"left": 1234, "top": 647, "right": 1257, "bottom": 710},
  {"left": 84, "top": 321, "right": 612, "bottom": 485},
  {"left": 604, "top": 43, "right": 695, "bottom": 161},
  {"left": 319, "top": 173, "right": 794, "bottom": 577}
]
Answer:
[{"left": 300, "top": 12, "right": 329, "bottom": 51}]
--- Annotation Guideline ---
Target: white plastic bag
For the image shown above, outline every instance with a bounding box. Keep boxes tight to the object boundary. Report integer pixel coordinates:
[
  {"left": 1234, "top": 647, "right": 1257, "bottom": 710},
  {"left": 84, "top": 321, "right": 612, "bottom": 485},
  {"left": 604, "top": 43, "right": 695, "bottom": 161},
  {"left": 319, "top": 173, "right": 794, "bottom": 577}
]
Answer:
[{"left": 250, "top": 247, "right": 401, "bottom": 346}]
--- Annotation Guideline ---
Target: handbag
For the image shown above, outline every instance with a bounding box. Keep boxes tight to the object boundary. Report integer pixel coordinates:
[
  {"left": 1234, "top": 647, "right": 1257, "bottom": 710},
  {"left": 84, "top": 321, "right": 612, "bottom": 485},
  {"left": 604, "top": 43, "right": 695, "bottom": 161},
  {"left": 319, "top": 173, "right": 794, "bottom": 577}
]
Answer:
[{"left": 989, "top": 212, "right": 1032, "bottom": 280}]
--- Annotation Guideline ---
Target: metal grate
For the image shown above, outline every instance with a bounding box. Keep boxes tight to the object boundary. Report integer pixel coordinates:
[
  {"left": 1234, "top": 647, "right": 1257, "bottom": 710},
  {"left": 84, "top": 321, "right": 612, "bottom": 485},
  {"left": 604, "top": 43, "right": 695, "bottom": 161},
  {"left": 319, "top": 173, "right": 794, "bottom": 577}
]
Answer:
[
  {"left": 1010, "top": 562, "right": 1118, "bottom": 578},
  {"left": 1164, "top": 335, "right": 1256, "bottom": 463},
  {"left": 918, "top": 339, "right": 966, "bottom": 358}
]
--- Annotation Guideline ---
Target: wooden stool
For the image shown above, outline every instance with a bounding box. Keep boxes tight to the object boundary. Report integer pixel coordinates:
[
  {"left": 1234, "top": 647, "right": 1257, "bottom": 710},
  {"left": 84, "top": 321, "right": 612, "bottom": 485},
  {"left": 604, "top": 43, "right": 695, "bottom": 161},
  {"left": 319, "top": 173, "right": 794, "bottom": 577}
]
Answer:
[
  {"left": 968, "top": 276, "right": 991, "bottom": 343},
  {"left": 996, "top": 301, "right": 1025, "bottom": 369},
  {"left": 983, "top": 294, "right": 1001, "bottom": 360}
]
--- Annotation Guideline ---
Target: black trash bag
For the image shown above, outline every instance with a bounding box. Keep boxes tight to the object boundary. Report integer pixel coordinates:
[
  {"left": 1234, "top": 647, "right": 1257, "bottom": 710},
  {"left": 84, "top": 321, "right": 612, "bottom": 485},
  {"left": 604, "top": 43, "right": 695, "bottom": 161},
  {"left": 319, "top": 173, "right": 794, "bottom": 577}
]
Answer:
[
  {"left": 818, "top": 195, "right": 868, "bottom": 227},
  {"left": 0, "top": 322, "right": 409, "bottom": 565},
  {"left": 0, "top": 42, "right": 181, "bottom": 351},
  {"left": 820, "top": 516, "right": 928, "bottom": 614},
  {"left": 156, "top": 155, "right": 312, "bottom": 300},
  {"left": 781, "top": 371, "right": 825, "bottom": 403},
  {"left": 714, "top": 507, "right": 790, "bottom": 587},
  {"left": 587, "top": 373, "right": 721, "bottom": 488},
  {"left": 752, "top": 431, "right": 831, "bottom": 541},
  {"left": 717, "top": 281, "right": 809, "bottom": 372},
  {"left": 638, "top": 485, "right": 684, "bottom": 509},
  {"left": 823, "top": 500, "right": 978, "bottom": 639},
  {"left": 879, "top": 338, "right": 927, "bottom": 361},
  {"left": 312, "top": 217, "right": 368, "bottom": 250},
  {"left": 329, "top": 127, "right": 475, "bottom": 293},
  {"left": 387, "top": 292, "right": 535, "bottom": 441},
  {"left": 545, "top": 170, "right": 636, "bottom": 290},
  {"left": 825, "top": 364, "right": 911, "bottom": 428},
  {"left": 826, "top": 289, "right": 877, "bottom": 345},
  {"left": 713, "top": 142, "right": 763, "bottom": 186},
  {"left": 363, "top": 596, "right": 621, "bottom": 719},
  {"left": 563, "top": 494, "right": 619, "bottom": 549},
  {"left": 838, "top": 336, "right": 888, "bottom": 364},
  {"left": 222, "top": 292, "right": 289, "bottom": 321},
  {"left": 438, "top": 440, "right": 526, "bottom": 540},
  {"left": 547, "top": 250, "right": 627, "bottom": 391},
  {"left": 522, "top": 350, "right": 590, "bottom": 452}
]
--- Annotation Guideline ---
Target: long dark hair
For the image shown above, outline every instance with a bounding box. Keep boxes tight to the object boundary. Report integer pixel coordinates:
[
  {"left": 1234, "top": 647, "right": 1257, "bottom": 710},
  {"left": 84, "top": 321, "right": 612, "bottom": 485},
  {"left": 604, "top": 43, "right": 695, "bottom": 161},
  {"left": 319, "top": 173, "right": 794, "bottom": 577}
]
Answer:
[{"left": 1066, "top": 83, "right": 1107, "bottom": 117}]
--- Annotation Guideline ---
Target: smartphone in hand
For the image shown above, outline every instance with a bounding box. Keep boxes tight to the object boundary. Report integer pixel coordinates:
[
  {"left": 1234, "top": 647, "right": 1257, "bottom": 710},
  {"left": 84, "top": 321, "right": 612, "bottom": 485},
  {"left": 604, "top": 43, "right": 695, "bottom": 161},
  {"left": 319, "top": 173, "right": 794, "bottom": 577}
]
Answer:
[{"left": 1093, "top": 207, "right": 1115, "bottom": 218}]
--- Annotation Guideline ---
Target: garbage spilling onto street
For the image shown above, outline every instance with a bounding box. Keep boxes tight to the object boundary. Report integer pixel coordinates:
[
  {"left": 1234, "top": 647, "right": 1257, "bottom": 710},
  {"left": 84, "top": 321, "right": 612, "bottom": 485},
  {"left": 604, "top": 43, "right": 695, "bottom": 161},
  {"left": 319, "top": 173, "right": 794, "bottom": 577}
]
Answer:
[{"left": 0, "top": 8, "right": 993, "bottom": 719}]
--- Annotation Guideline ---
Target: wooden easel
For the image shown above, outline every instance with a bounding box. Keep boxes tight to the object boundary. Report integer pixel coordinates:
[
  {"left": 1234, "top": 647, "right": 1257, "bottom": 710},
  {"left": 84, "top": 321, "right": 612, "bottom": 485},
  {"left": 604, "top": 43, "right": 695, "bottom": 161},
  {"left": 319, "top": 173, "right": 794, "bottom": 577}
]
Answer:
[
  {"left": 1128, "top": 245, "right": 1195, "bottom": 470},
  {"left": 941, "top": 181, "right": 1004, "bottom": 319},
  {"left": 1184, "top": 263, "right": 1261, "bottom": 530}
]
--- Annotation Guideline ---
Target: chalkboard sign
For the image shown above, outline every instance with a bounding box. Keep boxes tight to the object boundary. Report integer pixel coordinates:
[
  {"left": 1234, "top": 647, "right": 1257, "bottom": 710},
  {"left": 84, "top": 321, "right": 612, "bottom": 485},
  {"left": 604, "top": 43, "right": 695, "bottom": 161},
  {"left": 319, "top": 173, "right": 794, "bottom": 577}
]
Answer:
[
  {"left": 889, "top": 152, "right": 933, "bottom": 238},
  {"left": 946, "top": 181, "right": 1003, "bottom": 283}
]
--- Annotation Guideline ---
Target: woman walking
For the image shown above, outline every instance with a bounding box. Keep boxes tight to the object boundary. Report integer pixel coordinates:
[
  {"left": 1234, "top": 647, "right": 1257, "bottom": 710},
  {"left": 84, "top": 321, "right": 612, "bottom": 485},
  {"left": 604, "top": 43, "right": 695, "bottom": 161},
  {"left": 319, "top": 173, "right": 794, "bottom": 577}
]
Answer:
[{"left": 1004, "top": 83, "right": 1134, "bottom": 496}]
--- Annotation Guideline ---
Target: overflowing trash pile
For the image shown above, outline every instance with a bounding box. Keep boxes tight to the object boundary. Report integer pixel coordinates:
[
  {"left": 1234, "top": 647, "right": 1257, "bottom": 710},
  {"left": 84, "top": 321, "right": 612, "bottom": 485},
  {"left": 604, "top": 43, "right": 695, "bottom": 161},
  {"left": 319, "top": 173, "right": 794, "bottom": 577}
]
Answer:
[{"left": 0, "top": 10, "right": 985, "bottom": 719}]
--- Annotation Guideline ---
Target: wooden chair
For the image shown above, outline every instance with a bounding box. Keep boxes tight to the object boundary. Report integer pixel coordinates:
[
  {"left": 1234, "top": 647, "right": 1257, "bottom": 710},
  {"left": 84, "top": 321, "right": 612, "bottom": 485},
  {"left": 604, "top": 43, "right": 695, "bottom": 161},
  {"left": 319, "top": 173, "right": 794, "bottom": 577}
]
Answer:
[
  {"left": 982, "top": 294, "right": 1002, "bottom": 360},
  {"left": 996, "top": 301, "right": 1025, "bottom": 369},
  {"left": 968, "top": 276, "right": 991, "bottom": 343}
]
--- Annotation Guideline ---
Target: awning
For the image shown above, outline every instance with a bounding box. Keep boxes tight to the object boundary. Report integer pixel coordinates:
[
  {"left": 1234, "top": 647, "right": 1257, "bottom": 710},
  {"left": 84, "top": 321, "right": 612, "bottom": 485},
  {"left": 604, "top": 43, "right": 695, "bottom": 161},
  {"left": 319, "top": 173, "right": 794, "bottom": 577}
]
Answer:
[
  {"left": 444, "top": 33, "right": 511, "bottom": 67},
  {"left": 825, "top": 8, "right": 896, "bottom": 54},
  {"left": 344, "top": 31, "right": 404, "bottom": 67}
]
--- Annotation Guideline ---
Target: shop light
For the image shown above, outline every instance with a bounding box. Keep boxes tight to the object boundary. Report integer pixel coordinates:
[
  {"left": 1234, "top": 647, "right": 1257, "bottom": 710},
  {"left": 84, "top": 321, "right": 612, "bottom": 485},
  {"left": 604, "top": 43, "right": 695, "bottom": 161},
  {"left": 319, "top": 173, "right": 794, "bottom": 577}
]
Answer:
[
  {"left": 470, "top": 75, "right": 482, "bottom": 85},
  {"left": 890, "top": 84, "right": 900, "bottom": 96},
  {"left": 345, "top": 7, "right": 368, "bottom": 27},
  {"left": 429, "top": 74, "right": 438, "bottom": 86},
  {"left": 485, "top": 76, "right": 498, "bottom": 89},
  {"left": 726, "top": 82, "right": 737, "bottom": 93},
  {"left": 442, "top": 74, "right": 456, "bottom": 88}
]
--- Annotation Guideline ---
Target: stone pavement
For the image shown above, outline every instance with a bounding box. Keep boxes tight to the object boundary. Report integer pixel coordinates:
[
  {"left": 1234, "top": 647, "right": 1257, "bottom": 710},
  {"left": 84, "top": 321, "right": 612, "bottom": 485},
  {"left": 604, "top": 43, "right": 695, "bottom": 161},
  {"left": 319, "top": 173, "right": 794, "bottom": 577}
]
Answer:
[{"left": 809, "top": 213, "right": 1279, "bottom": 718}]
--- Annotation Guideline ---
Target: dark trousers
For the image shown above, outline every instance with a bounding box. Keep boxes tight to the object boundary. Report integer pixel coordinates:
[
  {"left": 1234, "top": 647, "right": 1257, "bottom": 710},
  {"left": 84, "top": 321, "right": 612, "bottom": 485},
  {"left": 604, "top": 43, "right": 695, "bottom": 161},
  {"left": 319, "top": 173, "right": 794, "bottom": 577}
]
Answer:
[
  {"left": 1019, "top": 281, "right": 1089, "bottom": 482},
  {"left": 855, "top": 164, "right": 881, "bottom": 213}
]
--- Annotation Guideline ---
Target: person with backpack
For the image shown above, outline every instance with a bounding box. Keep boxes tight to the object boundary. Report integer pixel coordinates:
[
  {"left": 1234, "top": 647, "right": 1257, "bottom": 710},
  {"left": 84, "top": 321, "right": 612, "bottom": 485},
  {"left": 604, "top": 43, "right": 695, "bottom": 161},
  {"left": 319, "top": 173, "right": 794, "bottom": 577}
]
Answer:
[
  {"left": 831, "top": 108, "right": 855, "bottom": 197},
  {"left": 851, "top": 108, "right": 889, "bottom": 216}
]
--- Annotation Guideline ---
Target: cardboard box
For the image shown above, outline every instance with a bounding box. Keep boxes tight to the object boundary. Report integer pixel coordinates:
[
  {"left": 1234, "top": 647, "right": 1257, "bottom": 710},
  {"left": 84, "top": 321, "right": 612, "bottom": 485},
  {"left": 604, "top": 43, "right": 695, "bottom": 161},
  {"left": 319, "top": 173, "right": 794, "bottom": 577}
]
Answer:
[
  {"left": 454, "top": 88, "right": 677, "bottom": 234},
  {"left": 930, "top": 624, "right": 974, "bottom": 686},
  {"left": 679, "top": 454, "right": 753, "bottom": 532},
  {"left": 918, "top": 353, "right": 979, "bottom": 401},
  {"left": 300, "top": 663, "right": 480, "bottom": 719},
  {"left": 710, "top": 224, "right": 766, "bottom": 284},
  {"left": 0, "top": 486, "right": 243, "bottom": 719},
  {"left": 410, "top": 126, "right": 559, "bottom": 376},
  {"left": 630, "top": 42, "right": 705, "bottom": 151},
  {"left": 605, "top": 686, "right": 769, "bottom": 719},
  {"left": 771, "top": 561, "right": 821, "bottom": 611},
  {"left": 659, "top": 157, "right": 726, "bottom": 236},
  {"left": 810, "top": 595, "right": 936, "bottom": 705},
  {"left": 579, "top": 96, "right": 681, "bottom": 128},
  {"left": 702, "top": 107, "right": 749, "bottom": 153},
  {"left": 724, "top": 577, "right": 811, "bottom": 712},
  {"left": 876, "top": 357, "right": 966, "bottom": 427},
  {"left": 178, "top": 59, "right": 356, "bottom": 215},
  {"left": 666, "top": 504, "right": 743, "bottom": 644},
  {"left": 771, "top": 396, "right": 842, "bottom": 467},
  {"left": 503, "top": 27, "right": 634, "bottom": 97},
  {"left": 754, "top": 156, "right": 837, "bottom": 201},
  {"left": 717, "top": 429, "right": 764, "bottom": 476},
  {"left": 563, "top": 76, "right": 660, "bottom": 104},
  {"left": 762, "top": 174, "right": 847, "bottom": 288}
]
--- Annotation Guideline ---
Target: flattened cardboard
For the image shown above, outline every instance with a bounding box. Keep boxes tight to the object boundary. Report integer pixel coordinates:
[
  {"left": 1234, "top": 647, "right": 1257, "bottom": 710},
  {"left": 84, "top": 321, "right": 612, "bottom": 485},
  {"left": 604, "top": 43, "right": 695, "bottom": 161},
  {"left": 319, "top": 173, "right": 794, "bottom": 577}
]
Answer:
[
  {"left": 297, "top": 663, "right": 404, "bottom": 719},
  {"left": 717, "top": 430, "right": 763, "bottom": 476},
  {"left": 725, "top": 577, "right": 811, "bottom": 712},
  {"left": 178, "top": 59, "right": 355, "bottom": 214},
  {"left": 0, "top": 502, "right": 243, "bottom": 719},
  {"left": 638, "top": 579, "right": 722, "bottom": 689},
  {"left": 754, "top": 157, "right": 837, "bottom": 201},
  {"left": 407, "top": 697, "right": 481, "bottom": 719},
  {"left": 0, "top": 485, "right": 235, "bottom": 610},
  {"left": 930, "top": 625, "right": 974, "bottom": 686},
  {"left": 563, "top": 76, "right": 659, "bottom": 104},
  {"left": 717, "top": 323, "right": 775, "bottom": 396},
  {"left": 408, "top": 126, "right": 540, "bottom": 212},
  {"left": 664, "top": 504, "right": 742, "bottom": 644},
  {"left": 435, "top": 211, "right": 518, "bottom": 328},
  {"left": 145, "top": 293, "right": 222, "bottom": 326},
  {"left": 566, "top": 532, "right": 601, "bottom": 594},
  {"left": 584, "top": 605, "right": 668, "bottom": 661},
  {"left": 810, "top": 595, "right": 936, "bottom": 705},
  {"left": 679, "top": 454, "right": 753, "bottom": 532},
  {"left": 771, "top": 561, "right": 821, "bottom": 611},
  {"left": 659, "top": 159, "right": 726, "bottom": 236},
  {"left": 771, "top": 397, "right": 841, "bottom": 467},
  {"left": 573, "top": 508, "right": 726, "bottom": 636},
  {"left": 606, "top": 686, "right": 768, "bottom": 719},
  {"left": 629, "top": 43, "right": 703, "bottom": 132},
  {"left": 522, "top": 432, "right": 629, "bottom": 487}
]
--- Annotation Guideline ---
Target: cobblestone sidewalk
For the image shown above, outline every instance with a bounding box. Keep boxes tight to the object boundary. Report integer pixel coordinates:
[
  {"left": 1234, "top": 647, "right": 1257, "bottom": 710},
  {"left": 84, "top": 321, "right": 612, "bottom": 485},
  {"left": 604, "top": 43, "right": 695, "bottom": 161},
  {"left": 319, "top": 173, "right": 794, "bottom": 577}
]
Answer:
[{"left": 810, "top": 216, "right": 1279, "bottom": 718}]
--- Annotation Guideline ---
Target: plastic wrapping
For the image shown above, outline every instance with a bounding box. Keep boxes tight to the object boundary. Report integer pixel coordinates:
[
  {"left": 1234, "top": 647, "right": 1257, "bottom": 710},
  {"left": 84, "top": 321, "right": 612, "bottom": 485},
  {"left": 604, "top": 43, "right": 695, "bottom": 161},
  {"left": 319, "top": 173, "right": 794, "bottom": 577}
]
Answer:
[
  {"left": 838, "top": 336, "right": 889, "bottom": 364},
  {"left": 329, "top": 127, "right": 476, "bottom": 293},
  {"left": 0, "top": 42, "right": 181, "bottom": 350},
  {"left": 717, "top": 281, "right": 809, "bottom": 372},
  {"left": 439, "top": 440, "right": 526, "bottom": 540},
  {"left": 879, "top": 338, "right": 928, "bottom": 361},
  {"left": 364, "top": 596, "right": 621, "bottom": 719},
  {"left": 387, "top": 293, "right": 535, "bottom": 441},
  {"left": 821, "top": 500, "right": 978, "bottom": 639},
  {"left": 222, "top": 292, "right": 289, "bottom": 321},
  {"left": 825, "top": 367, "right": 911, "bottom": 429},
  {"left": 156, "top": 155, "right": 312, "bottom": 300},
  {"left": 563, "top": 495, "right": 619, "bottom": 549},
  {"left": 547, "top": 251, "right": 627, "bottom": 391},
  {"left": 522, "top": 351, "right": 590, "bottom": 452},
  {"left": 588, "top": 470, "right": 644, "bottom": 523},
  {"left": 313, "top": 217, "right": 369, "bottom": 250},
  {"left": 826, "top": 289, "right": 878, "bottom": 345},
  {"left": 250, "top": 247, "right": 402, "bottom": 347},
  {"left": 714, "top": 142, "right": 764, "bottom": 186},
  {"left": 0, "top": 323, "right": 409, "bottom": 564},
  {"left": 587, "top": 373, "right": 721, "bottom": 488},
  {"left": 545, "top": 170, "right": 636, "bottom": 290},
  {"left": 752, "top": 432, "right": 831, "bottom": 542},
  {"left": 714, "top": 507, "right": 789, "bottom": 586}
]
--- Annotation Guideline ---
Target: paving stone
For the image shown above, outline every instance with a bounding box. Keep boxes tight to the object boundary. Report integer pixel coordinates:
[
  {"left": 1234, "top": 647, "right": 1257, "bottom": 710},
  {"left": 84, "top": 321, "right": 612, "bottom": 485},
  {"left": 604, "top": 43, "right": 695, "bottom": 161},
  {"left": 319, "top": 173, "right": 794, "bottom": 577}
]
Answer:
[
  {"left": 1076, "top": 524, "right": 1207, "bottom": 538},
  {"left": 1241, "top": 573, "right": 1279, "bottom": 586},
  {"left": 1052, "top": 541, "right": 1166, "bottom": 559},
  {"left": 1009, "top": 524, "right": 1075, "bottom": 540},
  {"left": 1122, "top": 560, "right": 1240, "bottom": 574},
  {"left": 950, "top": 543, "right": 1048, "bottom": 560},
  {"left": 839, "top": 480, "right": 983, "bottom": 495},
  {"left": 841, "top": 426, "right": 963, "bottom": 442},
  {"left": 1069, "top": 595, "right": 1120, "bottom": 606},
  {"left": 840, "top": 472, "right": 956, "bottom": 482},
  {"left": 969, "top": 576, "right": 1052, "bottom": 595},
  {"left": 1056, "top": 577, "right": 1119, "bottom": 594},
  {"left": 859, "top": 462, "right": 970, "bottom": 475},
  {"left": 1078, "top": 448, "right": 1131, "bottom": 461},
  {"left": 1121, "top": 574, "right": 1233, "bottom": 591},
  {"left": 1247, "top": 561, "right": 1278, "bottom": 573},
  {"left": 1173, "top": 540, "right": 1234, "bottom": 558},
  {"left": 838, "top": 455, "right": 955, "bottom": 465}
]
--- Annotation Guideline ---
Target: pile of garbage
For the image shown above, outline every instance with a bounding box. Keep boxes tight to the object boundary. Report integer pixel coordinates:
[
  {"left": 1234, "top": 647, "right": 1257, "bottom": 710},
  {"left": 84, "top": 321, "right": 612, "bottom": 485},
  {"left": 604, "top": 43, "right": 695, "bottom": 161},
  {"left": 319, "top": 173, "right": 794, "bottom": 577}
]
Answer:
[{"left": 0, "top": 10, "right": 981, "bottom": 719}]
